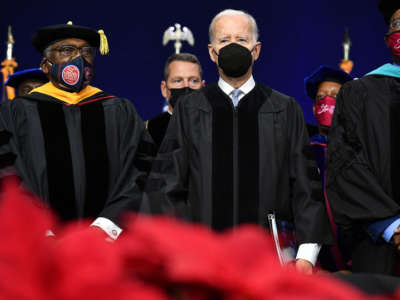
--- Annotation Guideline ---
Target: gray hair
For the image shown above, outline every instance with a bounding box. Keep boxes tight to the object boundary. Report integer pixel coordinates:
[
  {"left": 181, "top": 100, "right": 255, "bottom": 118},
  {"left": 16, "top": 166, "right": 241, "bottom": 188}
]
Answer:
[
  {"left": 208, "top": 9, "right": 259, "bottom": 44},
  {"left": 164, "top": 52, "right": 203, "bottom": 81}
]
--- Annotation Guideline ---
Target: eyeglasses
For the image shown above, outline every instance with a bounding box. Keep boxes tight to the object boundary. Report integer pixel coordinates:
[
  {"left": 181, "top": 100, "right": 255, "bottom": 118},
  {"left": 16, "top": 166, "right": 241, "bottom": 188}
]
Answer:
[
  {"left": 390, "top": 18, "right": 400, "bottom": 30},
  {"left": 50, "top": 45, "right": 96, "bottom": 58}
]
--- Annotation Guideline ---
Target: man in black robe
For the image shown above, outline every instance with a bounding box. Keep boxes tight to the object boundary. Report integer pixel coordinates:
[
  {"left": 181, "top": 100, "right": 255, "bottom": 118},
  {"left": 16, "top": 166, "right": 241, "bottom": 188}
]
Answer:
[
  {"left": 146, "top": 53, "right": 204, "bottom": 151},
  {"left": 144, "top": 9, "right": 332, "bottom": 274},
  {"left": 0, "top": 22, "right": 154, "bottom": 239},
  {"left": 326, "top": 0, "right": 400, "bottom": 274}
]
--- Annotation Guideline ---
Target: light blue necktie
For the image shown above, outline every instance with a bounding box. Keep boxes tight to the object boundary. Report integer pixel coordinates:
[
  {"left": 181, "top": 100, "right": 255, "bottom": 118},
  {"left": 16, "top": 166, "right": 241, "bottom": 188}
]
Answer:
[{"left": 231, "top": 89, "right": 242, "bottom": 107}]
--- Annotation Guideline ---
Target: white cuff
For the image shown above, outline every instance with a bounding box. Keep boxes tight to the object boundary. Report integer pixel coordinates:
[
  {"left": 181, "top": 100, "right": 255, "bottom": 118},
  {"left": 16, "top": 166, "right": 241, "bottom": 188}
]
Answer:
[
  {"left": 295, "top": 243, "right": 321, "bottom": 266},
  {"left": 91, "top": 217, "right": 123, "bottom": 240}
]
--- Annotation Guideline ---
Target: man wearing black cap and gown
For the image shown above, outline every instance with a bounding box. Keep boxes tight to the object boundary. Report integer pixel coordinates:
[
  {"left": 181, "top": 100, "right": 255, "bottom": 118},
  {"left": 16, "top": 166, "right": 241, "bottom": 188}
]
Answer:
[
  {"left": 0, "top": 22, "right": 154, "bottom": 239},
  {"left": 5, "top": 68, "right": 48, "bottom": 97},
  {"left": 326, "top": 0, "right": 400, "bottom": 274},
  {"left": 144, "top": 9, "right": 333, "bottom": 274}
]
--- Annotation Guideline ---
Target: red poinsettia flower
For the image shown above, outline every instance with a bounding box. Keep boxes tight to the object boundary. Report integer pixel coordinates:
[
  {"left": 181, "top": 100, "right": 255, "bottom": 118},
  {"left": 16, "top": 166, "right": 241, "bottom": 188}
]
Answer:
[
  {"left": 0, "top": 178, "right": 168, "bottom": 300},
  {"left": 0, "top": 178, "right": 392, "bottom": 300}
]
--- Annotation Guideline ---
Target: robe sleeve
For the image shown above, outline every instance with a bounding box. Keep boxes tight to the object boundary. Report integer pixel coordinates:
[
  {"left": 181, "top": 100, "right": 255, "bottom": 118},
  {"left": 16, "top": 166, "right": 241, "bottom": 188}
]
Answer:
[
  {"left": 142, "top": 97, "right": 189, "bottom": 218},
  {"left": 326, "top": 81, "right": 400, "bottom": 230},
  {"left": 0, "top": 103, "right": 17, "bottom": 174},
  {"left": 287, "top": 98, "right": 333, "bottom": 244},
  {"left": 99, "top": 99, "right": 156, "bottom": 224},
  {"left": 0, "top": 100, "right": 31, "bottom": 185}
]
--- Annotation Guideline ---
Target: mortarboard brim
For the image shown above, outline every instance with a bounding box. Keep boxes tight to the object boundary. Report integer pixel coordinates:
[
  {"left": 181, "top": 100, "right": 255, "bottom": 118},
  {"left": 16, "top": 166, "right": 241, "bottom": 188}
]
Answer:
[
  {"left": 304, "top": 65, "right": 353, "bottom": 101},
  {"left": 31, "top": 22, "right": 108, "bottom": 55},
  {"left": 5, "top": 68, "right": 48, "bottom": 89}
]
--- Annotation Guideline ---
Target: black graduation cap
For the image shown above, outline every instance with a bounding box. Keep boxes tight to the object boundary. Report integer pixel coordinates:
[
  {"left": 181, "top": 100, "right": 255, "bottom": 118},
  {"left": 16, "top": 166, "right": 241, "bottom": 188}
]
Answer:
[
  {"left": 378, "top": 0, "right": 400, "bottom": 25},
  {"left": 304, "top": 65, "right": 353, "bottom": 101},
  {"left": 5, "top": 68, "right": 48, "bottom": 89},
  {"left": 31, "top": 21, "right": 109, "bottom": 55}
]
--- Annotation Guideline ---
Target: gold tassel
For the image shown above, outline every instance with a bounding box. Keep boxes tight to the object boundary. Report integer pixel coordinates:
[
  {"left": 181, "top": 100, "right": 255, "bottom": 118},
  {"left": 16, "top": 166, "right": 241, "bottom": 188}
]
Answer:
[
  {"left": 98, "top": 29, "right": 109, "bottom": 55},
  {"left": 67, "top": 21, "right": 73, "bottom": 25}
]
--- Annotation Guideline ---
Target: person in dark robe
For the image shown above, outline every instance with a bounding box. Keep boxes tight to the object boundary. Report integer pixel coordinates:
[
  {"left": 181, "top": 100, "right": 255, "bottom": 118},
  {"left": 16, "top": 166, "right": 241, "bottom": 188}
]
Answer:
[
  {"left": 326, "top": 0, "right": 400, "bottom": 275},
  {"left": 5, "top": 68, "right": 48, "bottom": 97},
  {"left": 144, "top": 9, "right": 333, "bottom": 274},
  {"left": 0, "top": 22, "right": 154, "bottom": 240},
  {"left": 304, "top": 66, "right": 353, "bottom": 272},
  {"left": 146, "top": 53, "right": 204, "bottom": 151}
]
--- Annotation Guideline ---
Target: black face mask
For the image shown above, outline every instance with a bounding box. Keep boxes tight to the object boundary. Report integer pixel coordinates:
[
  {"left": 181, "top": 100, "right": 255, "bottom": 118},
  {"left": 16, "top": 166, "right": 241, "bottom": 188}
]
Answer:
[
  {"left": 168, "top": 87, "right": 195, "bottom": 108},
  {"left": 215, "top": 43, "right": 254, "bottom": 78}
]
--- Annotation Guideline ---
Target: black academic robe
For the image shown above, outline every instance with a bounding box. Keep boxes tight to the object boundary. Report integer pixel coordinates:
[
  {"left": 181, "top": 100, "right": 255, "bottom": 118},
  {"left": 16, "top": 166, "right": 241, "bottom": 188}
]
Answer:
[
  {"left": 0, "top": 90, "right": 154, "bottom": 225},
  {"left": 146, "top": 111, "right": 171, "bottom": 152},
  {"left": 326, "top": 75, "right": 400, "bottom": 274},
  {"left": 145, "top": 83, "right": 333, "bottom": 245},
  {"left": 326, "top": 75, "right": 400, "bottom": 229}
]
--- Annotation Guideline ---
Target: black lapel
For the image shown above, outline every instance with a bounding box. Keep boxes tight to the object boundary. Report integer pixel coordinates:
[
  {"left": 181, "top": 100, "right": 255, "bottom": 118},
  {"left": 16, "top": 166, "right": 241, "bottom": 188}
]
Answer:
[
  {"left": 237, "top": 84, "right": 265, "bottom": 224},
  {"left": 204, "top": 84, "right": 234, "bottom": 231},
  {"left": 36, "top": 101, "right": 77, "bottom": 221},
  {"left": 80, "top": 100, "right": 110, "bottom": 218}
]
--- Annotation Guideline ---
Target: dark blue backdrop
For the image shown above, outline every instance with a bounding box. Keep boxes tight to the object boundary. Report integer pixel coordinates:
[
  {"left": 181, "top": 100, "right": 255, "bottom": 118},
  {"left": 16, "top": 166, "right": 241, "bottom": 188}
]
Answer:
[{"left": 0, "top": 0, "right": 391, "bottom": 124}]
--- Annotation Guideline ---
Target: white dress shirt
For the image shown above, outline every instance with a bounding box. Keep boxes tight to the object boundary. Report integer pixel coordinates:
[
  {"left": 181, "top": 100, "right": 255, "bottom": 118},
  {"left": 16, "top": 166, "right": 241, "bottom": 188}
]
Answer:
[
  {"left": 217, "top": 76, "right": 321, "bottom": 266},
  {"left": 218, "top": 76, "right": 256, "bottom": 105}
]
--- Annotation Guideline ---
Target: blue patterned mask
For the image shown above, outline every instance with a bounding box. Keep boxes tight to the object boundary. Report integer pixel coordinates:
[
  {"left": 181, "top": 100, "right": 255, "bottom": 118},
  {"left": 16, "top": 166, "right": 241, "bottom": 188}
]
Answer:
[{"left": 48, "top": 56, "right": 94, "bottom": 92}]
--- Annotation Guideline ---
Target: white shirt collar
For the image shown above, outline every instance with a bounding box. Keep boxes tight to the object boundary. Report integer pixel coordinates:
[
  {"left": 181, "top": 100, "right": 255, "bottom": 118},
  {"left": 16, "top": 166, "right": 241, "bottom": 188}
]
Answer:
[{"left": 218, "top": 75, "right": 256, "bottom": 97}]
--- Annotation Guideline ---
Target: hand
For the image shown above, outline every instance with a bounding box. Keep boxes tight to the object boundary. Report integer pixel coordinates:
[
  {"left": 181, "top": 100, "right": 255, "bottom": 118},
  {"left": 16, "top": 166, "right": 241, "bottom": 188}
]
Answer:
[
  {"left": 392, "top": 225, "right": 400, "bottom": 251},
  {"left": 295, "top": 259, "right": 313, "bottom": 275}
]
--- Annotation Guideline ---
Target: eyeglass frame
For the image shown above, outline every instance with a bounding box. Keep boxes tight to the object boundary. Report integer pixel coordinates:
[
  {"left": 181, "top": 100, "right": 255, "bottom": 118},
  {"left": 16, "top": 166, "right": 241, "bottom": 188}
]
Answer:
[{"left": 49, "top": 44, "right": 97, "bottom": 59}]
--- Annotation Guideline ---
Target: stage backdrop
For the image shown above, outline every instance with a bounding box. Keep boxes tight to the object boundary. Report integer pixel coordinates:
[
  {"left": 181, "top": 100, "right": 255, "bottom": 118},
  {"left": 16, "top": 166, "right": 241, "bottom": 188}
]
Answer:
[{"left": 0, "top": 0, "right": 390, "bottom": 124}]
